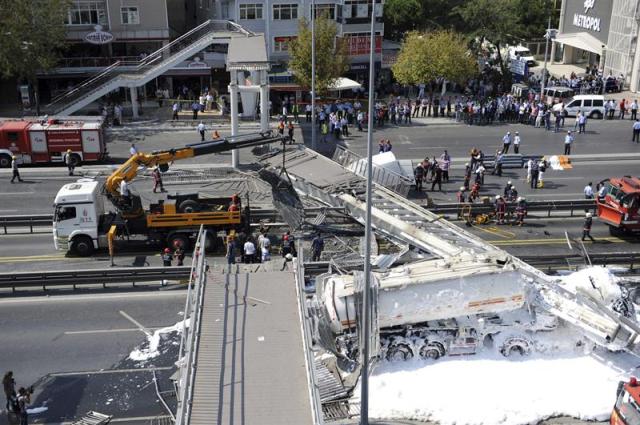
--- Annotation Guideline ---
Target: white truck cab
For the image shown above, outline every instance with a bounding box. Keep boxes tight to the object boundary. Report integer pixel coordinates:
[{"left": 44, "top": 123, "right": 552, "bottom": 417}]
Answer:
[
  {"left": 53, "top": 179, "right": 104, "bottom": 255},
  {"left": 508, "top": 45, "right": 536, "bottom": 67}
]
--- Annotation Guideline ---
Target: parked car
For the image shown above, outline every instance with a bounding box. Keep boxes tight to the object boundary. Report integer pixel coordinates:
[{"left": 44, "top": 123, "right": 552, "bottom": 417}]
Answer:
[
  {"left": 543, "top": 87, "right": 575, "bottom": 105},
  {"left": 553, "top": 95, "right": 606, "bottom": 119},
  {"left": 605, "top": 77, "right": 622, "bottom": 93}
]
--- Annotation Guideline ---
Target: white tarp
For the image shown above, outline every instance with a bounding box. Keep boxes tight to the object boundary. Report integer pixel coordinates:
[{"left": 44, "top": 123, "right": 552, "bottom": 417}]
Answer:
[{"left": 330, "top": 77, "right": 362, "bottom": 91}]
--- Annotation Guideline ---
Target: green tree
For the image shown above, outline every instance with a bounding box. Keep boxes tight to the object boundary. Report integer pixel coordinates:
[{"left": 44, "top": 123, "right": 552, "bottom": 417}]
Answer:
[
  {"left": 392, "top": 31, "right": 477, "bottom": 87},
  {"left": 0, "top": 0, "right": 70, "bottom": 113},
  {"left": 288, "top": 16, "right": 349, "bottom": 95},
  {"left": 454, "top": 0, "right": 521, "bottom": 77},
  {"left": 383, "top": 0, "right": 467, "bottom": 41}
]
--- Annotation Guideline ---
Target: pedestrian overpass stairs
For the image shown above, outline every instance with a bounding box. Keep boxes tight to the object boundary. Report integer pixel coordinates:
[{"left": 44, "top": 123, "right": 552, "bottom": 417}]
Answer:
[{"left": 44, "top": 20, "right": 254, "bottom": 116}]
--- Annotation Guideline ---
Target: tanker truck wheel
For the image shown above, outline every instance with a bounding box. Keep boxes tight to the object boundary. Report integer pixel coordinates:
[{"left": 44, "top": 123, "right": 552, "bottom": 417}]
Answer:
[
  {"left": 419, "top": 342, "right": 445, "bottom": 360},
  {"left": 0, "top": 154, "right": 10, "bottom": 168},
  {"left": 71, "top": 235, "right": 94, "bottom": 257},
  {"left": 386, "top": 343, "right": 414, "bottom": 362},
  {"left": 500, "top": 336, "right": 532, "bottom": 357}
]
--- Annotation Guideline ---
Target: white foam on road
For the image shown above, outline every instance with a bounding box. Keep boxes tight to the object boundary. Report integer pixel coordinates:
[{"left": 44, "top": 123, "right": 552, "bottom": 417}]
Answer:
[
  {"left": 353, "top": 267, "right": 640, "bottom": 424},
  {"left": 129, "top": 318, "right": 189, "bottom": 362},
  {"left": 361, "top": 349, "right": 636, "bottom": 425}
]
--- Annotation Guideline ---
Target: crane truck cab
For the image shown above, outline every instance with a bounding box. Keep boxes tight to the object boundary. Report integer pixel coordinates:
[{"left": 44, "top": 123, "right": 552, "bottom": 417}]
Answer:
[
  {"left": 53, "top": 179, "right": 106, "bottom": 256},
  {"left": 596, "top": 177, "right": 640, "bottom": 235},
  {"left": 611, "top": 377, "right": 640, "bottom": 425}
]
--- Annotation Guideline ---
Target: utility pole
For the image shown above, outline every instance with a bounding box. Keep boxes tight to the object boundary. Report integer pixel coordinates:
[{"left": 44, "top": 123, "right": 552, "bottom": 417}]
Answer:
[
  {"left": 311, "top": 0, "right": 317, "bottom": 151},
  {"left": 360, "top": 1, "right": 376, "bottom": 424}
]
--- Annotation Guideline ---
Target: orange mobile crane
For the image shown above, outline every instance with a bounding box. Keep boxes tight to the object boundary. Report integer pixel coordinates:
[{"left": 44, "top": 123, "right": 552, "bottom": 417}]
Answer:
[{"left": 53, "top": 131, "right": 284, "bottom": 256}]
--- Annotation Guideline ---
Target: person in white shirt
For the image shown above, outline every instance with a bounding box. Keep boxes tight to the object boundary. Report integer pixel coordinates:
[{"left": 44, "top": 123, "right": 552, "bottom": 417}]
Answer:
[
  {"left": 119, "top": 180, "right": 130, "bottom": 203},
  {"left": 564, "top": 130, "right": 574, "bottom": 155},
  {"left": 243, "top": 238, "right": 256, "bottom": 263},
  {"left": 260, "top": 234, "right": 271, "bottom": 262},
  {"left": 305, "top": 104, "right": 312, "bottom": 122},
  {"left": 578, "top": 112, "right": 587, "bottom": 134},
  {"left": 584, "top": 182, "right": 594, "bottom": 199},
  {"left": 513, "top": 131, "right": 521, "bottom": 154},
  {"left": 206, "top": 93, "right": 214, "bottom": 111},
  {"left": 130, "top": 144, "right": 138, "bottom": 157},
  {"left": 197, "top": 121, "right": 206, "bottom": 141},
  {"left": 633, "top": 119, "right": 640, "bottom": 143}
]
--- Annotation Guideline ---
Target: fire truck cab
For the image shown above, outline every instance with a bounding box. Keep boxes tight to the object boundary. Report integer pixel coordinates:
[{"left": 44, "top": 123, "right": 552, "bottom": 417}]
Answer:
[
  {"left": 0, "top": 118, "right": 106, "bottom": 168},
  {"left": 596, "top": 177, "right": 640, "bottom": 235},
  {"left": 611, "top": 377, "right": 640, "bottom": 425}
]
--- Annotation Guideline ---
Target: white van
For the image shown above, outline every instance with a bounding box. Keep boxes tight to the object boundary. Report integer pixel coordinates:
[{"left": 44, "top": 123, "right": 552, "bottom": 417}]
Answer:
[
  {"left": 553, "top": 95, "right": 606, "bottom": 119},
  {"left": 543, "top": 87, "right": 575, "bottom": 105},
  {"left": 508, "top": 45, "right": 536, "bottom": 67}
]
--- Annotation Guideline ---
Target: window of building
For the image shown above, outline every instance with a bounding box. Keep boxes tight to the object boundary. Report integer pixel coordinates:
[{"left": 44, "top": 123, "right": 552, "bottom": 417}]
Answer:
[
  {"left": 221, "top": 2, "right": 230, "bottom": 18},
  {"left": 314, "top": 4, "right": 335, "bottom": 20},
  {"left": 343, "top": 0, "right": 382, "bottom": 20},
  {"left": 65, "top": 1, "right": 107, "bottom": 26},
  {"left": 273, "top": 36, "right": 296, "bottom": 52},
  {"left": 239, "top": 4, "right": 263, "bottom": 19},
  {"left": 273, "top": 4, "right": 298, "bottom": 20},
  {"left": 121, "top": 6, "right": 140, "bottom": 25}
]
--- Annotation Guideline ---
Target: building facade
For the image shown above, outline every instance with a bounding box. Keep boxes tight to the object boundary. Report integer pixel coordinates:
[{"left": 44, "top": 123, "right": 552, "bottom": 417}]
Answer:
[
  {"left": 205, "top": 0, "right": 385, "bottom": 80},
  {"left": 553, "top": 0, "right": 640, "bottom": 92},
  {"left": 38, "top": 0, "right": 198, "bottom": 102}
]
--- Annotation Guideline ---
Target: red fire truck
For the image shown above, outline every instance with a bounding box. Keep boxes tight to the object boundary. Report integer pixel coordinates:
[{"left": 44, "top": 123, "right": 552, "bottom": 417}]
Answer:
[
  {"left": 0, "top": 118, "right": 107, "bottom": 168},
  {"left": 596, "top": 177, "right": 640, "bottom": 235},
  {"left": 611, "top": 377, "right": 640, "bottom": 424}
]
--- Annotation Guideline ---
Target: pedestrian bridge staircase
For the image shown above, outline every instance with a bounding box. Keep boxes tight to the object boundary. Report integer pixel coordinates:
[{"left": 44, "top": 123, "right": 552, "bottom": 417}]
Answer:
[{"left": 45, "top": 20, "right": 254, "bottom": 116}]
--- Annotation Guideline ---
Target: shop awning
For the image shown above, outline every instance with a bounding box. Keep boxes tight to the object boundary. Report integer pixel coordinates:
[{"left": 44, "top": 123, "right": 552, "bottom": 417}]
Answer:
[
  {"left": 330, "top": 77, "right": 362, "bottom": 91},
  {"left": 554, "top": 32, "right": 604, "bottom": 55}
]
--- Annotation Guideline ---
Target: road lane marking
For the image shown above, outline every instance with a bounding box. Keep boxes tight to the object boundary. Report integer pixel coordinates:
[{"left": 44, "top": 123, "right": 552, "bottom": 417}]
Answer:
[
  {"left": 50, "top": 366, "right": 173, "bottom": 376},
  {"left": 487, "top": 236, "right": 626, "bottom": 246},
  {"left": 64, "top": 327, "right": 165, "bottom": 335},
  {"left": 0, "top": 291, "right": 186, "bottom": 304},
  {"left": 0, "top": 254, "right": 66, "bottom": 263},
  {"left": 119, "top": 310, "right": 153, "bottom": 337}
]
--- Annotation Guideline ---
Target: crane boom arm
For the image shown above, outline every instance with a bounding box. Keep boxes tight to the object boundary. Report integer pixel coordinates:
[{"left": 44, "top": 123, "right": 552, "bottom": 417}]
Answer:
[{"left": 104, "top": 131, "right": 285, "bottom": 197}]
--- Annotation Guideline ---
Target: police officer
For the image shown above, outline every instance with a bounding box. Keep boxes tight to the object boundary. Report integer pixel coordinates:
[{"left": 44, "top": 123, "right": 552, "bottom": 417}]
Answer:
[
  {"left": 582, "top": 212, "right": 595, "bottom": 242},
  {"left": 503, "top": 180, "right": 513, "bottom": 197},
  {"left": 414, "top": 162, "right": 425, "bottom": 192}
]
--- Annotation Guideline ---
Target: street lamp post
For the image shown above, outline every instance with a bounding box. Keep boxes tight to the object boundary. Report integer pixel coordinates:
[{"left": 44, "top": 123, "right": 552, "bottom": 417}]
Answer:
[
  {"left": 360, "top": 1, "right": 376, "bottom": 424},
  {"left": 311, "top": 0, "right": 317, "bottom": 151},
  {"left": 540, "top": 18, "right": 557, "bottom": 102}
]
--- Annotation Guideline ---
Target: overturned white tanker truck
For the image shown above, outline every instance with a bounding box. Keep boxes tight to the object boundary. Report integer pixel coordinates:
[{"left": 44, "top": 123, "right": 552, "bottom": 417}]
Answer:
[{"left": 315, "top": 253, "right": 639, "bottom": 363}]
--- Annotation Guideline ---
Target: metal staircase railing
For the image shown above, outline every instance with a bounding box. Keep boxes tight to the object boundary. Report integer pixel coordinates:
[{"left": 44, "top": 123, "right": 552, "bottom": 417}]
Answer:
[{"left": 45, "top": 20, "right": 254, "bottom": 115}]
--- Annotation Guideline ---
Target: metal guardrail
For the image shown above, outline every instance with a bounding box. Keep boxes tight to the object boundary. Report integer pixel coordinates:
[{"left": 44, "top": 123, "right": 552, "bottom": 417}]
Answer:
[
  {"left": 175, "top": 227, "right": 207, "bottom": 425},
  {"left": 520, "top": 252, "right": 640, "bottom": 269},
  {"left": 0, "top": 266, "right": 191, "bottom": 291},
  {"left": 0, "top": 214, "right": 52, "bottom": 233},
  {"left": 295, "top": 240, "right": 324, "bottom": 424},
  {"left": 332, "top": 145, "right": 413, "bottom": 197},
  {"left": 428, "top": 199, "right": 596, "bottom": 218}
]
